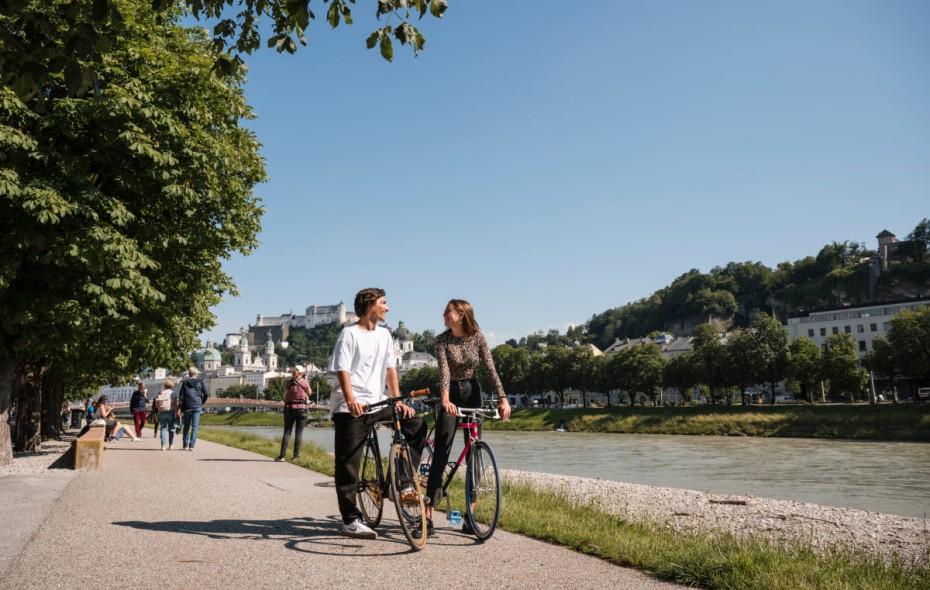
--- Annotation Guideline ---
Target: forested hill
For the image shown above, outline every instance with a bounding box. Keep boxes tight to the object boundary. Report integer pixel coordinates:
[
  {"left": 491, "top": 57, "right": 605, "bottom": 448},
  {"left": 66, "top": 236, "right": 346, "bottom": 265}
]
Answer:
[{"left": 583, "top": 220, "right": 930, "bottom": 350}]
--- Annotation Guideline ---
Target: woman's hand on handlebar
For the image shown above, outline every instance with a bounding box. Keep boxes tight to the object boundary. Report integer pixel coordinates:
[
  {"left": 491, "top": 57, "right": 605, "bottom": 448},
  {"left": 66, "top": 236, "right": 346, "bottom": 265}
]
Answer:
[
  {"left": 398, "top": 402, "right": 416, "bottom": 419},
  {"left": 442, "top": 399, "right": 458, "bottom": 417}
]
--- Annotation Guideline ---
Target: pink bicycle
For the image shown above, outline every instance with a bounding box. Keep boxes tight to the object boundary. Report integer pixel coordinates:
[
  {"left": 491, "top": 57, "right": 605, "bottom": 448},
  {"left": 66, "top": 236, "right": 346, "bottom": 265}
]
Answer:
[{"left": 418, "top": 399, "right": 502, "bottom": 541}]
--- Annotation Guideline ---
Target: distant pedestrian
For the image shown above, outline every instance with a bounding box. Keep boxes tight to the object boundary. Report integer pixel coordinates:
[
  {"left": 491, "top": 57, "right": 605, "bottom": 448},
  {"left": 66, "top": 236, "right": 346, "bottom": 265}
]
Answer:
[
  {"left": 178, "top": 367, "right": 209, "bottom": 451},
  {"left": 275, "top": 365, "right": 312, "bottom": 462},
  {"left": 130, "top": 382, "right": 148, "bottom": 438},
  {"left": 155, "top": 378, "right": 178, "bottom": 450}
]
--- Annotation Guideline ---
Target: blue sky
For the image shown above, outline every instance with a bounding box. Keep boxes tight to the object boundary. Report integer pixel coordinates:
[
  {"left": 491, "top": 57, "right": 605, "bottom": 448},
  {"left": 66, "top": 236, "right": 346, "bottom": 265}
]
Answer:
[{"left": 201, "top": 1, "right": 930, "bottom": 347}]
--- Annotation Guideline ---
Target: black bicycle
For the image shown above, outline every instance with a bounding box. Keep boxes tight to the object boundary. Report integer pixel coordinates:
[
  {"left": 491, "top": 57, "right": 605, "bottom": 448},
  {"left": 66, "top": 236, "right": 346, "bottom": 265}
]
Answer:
[{"left": 356, "top": 388, "right": 430, "bottom": 550}]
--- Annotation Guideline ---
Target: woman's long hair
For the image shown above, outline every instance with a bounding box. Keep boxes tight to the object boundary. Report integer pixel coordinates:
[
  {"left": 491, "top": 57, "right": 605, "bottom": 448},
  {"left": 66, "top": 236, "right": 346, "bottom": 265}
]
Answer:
[{"left": 448, "top": 299, "right": 479, "bottom": 336}]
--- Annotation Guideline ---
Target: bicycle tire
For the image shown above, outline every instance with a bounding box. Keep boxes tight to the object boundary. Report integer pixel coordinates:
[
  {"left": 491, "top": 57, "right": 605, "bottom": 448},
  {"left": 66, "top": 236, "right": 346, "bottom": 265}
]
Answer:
[
  {"left": 389, "top": 443, "right": 427, "bottom": 550},
  {"left": 465, "top": 440, "right": 501, "bottom": 541},
  {"left": 357, "top": 436, "right": 384, "bottom": 527}
]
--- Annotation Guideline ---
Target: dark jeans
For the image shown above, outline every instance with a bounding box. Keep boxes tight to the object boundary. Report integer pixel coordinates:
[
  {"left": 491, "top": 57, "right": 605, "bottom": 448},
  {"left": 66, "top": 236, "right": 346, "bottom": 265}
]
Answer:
[
  {"left": 425, "top": 378, "right": 482, "bottom": 505},
  {"left": 333, "top": 407, "right": 426, "bottom": 525},
  {"left": 279, "top": 408, "right": 308, "bottom": 459}
]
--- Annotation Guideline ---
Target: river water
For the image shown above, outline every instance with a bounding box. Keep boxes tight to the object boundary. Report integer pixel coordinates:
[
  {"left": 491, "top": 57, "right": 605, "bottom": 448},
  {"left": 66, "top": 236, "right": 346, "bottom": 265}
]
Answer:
[{"left": 224, "top": 426, "right": 930, "bottom": 519}]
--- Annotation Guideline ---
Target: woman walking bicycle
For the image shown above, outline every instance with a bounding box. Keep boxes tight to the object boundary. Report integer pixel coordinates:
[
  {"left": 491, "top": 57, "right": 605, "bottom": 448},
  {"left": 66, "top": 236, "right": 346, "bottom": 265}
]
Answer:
[{"left": 424, "top": 299, "right": 510, "bottom": 536}]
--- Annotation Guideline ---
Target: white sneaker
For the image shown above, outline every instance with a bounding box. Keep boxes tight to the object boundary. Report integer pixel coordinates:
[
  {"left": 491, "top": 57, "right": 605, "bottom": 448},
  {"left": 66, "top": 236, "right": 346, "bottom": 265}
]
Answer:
[
  {"left": 341, "top": 519, "right": 377, "bottom": 540},
  {"left": 161, "top": 445, "right": 167, "bottom": 451}
]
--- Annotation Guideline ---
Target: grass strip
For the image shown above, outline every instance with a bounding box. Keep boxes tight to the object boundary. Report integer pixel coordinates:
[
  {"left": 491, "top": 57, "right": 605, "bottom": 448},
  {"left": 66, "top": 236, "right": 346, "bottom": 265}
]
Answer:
[{"left": 197, "top": 428, "right": 929, "bottom": 590}]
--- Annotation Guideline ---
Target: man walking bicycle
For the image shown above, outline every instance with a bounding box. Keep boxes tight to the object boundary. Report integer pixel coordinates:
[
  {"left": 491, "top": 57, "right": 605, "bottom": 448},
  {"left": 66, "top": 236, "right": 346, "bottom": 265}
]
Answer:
[{"left": 329, "top": 288, "right": 426, "bottom": 539}]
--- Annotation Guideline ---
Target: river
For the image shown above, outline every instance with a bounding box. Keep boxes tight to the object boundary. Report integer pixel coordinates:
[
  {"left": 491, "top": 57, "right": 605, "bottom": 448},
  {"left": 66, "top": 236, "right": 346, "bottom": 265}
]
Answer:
[{"left": 222, "top": 425, "right": 930, "bottom": 519}]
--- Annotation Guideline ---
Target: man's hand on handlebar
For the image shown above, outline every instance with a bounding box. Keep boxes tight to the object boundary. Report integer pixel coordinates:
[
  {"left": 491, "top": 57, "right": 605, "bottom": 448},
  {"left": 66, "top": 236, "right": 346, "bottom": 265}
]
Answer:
[{"left": 346, "top": 399, "right": 365, "bottom": 418}]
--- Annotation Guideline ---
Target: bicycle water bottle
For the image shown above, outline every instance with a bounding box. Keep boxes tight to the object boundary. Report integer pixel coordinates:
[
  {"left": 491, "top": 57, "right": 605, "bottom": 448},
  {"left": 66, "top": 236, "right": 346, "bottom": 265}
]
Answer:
[{"left": 449, "top": 510, "right": 462, "bottom": 525}]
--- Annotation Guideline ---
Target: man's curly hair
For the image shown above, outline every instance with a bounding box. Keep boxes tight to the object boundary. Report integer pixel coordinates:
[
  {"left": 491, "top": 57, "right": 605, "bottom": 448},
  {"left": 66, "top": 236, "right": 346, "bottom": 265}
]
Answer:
[{"left": 354, "top": 288, "right": 386, "bottom": 318}]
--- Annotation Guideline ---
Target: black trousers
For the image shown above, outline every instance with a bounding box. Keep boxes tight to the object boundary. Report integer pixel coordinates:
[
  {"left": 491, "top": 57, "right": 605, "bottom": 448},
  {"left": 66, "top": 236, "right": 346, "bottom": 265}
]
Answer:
[
  {"left": 425, "top": 378, "right": 482, "bottom": 505},
  {"left": 279, "top": 408, "right": 308, "bottom": 459},
  {"left": 333, "top": 406, "right": 426, "bottom": 524}
]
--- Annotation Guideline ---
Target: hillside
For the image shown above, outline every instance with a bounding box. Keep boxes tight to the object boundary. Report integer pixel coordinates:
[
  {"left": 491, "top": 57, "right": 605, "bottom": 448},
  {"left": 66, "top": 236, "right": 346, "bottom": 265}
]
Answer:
[{"left": 582, "top": 221, "right": 930, "bottom": 350}]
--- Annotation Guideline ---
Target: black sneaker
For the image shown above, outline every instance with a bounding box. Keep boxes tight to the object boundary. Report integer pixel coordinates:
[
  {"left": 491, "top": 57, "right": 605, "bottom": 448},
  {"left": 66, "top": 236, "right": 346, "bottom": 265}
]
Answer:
[
  {"left": 274, "top": 456, "right": 284, "bottom": 462},
  {"left": 462, "top": 518, "right": 474, "bottom": 535},
  {"left": 426, "top": 519, "right": 436, "bottom": 537}
]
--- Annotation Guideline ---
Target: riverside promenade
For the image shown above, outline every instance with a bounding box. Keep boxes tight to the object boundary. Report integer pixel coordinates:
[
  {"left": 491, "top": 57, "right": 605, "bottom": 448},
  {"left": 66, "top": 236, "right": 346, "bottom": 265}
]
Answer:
[{"left": 0, "top": 433, "right": 685, "bottom": 590}]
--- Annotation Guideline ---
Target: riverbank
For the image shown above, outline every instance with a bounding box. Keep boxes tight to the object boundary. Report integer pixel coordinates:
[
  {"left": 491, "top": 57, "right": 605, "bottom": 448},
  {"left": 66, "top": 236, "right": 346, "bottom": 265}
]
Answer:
[
  {"left": 202, "top": 404, "right": 930, "bottom": 441},
  {"left": 490, "top": 403, "right": 930, "bottom": 441},
  {"left": 195, "top": 428, "right": 929, "bottom": 589}
]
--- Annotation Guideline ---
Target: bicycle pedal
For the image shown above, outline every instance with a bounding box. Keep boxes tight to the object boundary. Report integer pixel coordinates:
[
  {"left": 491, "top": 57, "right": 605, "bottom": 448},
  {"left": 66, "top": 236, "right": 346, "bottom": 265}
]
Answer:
[{"left": 448, "top": 510, "right": 462, "bottom": 525}]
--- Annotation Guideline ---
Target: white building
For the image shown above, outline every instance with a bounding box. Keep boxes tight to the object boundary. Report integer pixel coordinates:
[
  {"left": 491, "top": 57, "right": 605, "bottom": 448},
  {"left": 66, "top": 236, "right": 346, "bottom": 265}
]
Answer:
[
  {"left": 255, "top": 302, "right": 358, "bottom": 331},
  {"left": 785, "top": 298, "right": 930, "bottom": 356}
]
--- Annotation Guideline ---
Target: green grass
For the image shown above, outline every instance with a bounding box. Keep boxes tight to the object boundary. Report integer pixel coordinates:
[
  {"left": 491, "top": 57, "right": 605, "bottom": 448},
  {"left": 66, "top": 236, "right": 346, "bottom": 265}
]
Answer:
[
  {"left": 487, "top": 404, "right": 930, "bottom": 442},
  {"left": 198, "top": 428, "right": 930, "bottom": 590},
  {"left": 198, "top": 411, "right": 330, "bottom": 427}
]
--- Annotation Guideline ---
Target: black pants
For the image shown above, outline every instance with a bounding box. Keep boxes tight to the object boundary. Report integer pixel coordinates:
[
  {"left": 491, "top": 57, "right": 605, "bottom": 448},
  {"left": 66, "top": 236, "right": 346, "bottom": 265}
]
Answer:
[
  {"left": 425, "top": 378, "right": 482, "bottom": 505},
  {"left": 279, "top": 408, "right": 308, "bottom": 459},
  {"left": 333, "top": 407, "right": 426, "bottom": 524}
]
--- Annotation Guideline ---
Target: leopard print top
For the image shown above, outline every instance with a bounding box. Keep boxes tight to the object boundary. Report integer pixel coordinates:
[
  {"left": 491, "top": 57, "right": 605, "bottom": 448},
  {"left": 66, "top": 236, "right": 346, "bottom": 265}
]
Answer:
[{"left": 435, "top": 329, "right": 505, "bottom": 397}]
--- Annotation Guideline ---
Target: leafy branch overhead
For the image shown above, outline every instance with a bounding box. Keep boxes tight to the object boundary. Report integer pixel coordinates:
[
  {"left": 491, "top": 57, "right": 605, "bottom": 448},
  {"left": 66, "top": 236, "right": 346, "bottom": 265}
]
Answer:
[{"left": 1, "top": 0, "right": 450, "bottom": 99}]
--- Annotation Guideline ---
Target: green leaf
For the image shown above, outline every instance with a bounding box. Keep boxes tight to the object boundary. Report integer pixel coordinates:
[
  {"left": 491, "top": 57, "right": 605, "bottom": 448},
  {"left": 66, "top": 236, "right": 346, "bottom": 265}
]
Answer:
[
  {"left": 380, "top": 35, "right": 394, "bottom": 61},
  {"left": 430, "top": 0, "right": 448, "bottom": 18},
  {"left": 327, "top": 2, "right": 341, "bottom": 28},
  {"left": 366, "top": 31, "right": 380, "bottom": 49},
  {"left": 92, "top": 0, "right": 109, "bottom": 22}
]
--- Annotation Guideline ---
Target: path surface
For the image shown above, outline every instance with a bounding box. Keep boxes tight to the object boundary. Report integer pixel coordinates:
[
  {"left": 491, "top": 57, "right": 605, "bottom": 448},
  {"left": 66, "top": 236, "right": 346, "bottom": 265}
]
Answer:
[{"left": 0, "top": 434, "right": 686, "bottom": 590}]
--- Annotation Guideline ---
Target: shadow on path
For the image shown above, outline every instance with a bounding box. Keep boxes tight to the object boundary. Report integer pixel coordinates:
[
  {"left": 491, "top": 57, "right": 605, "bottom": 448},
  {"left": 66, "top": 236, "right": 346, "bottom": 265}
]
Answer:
[{"left": 113, "top": 517, "right": 422, "bottom": 556}]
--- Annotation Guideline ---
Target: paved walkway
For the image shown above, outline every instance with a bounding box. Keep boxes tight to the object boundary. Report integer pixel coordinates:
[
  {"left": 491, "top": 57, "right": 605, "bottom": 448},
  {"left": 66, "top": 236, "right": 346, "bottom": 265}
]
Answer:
[{"left": 0, "top": 432, "right": 686, "bottom": 590}]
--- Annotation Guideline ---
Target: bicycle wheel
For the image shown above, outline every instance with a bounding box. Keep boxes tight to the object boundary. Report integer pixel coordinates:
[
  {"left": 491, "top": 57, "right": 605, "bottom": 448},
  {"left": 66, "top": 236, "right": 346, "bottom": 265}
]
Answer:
[
  {"left": 465, "top": 441, "right": 501, "bottom": 541},
  {"left": 417, "top": 441, "right": 433, "bottom": 489},
  {"left": 389, "top": 443, "right": 427, "bottom": 550},
  {"left": 357, "top": 436, "right": 384, "bottom": 527}
]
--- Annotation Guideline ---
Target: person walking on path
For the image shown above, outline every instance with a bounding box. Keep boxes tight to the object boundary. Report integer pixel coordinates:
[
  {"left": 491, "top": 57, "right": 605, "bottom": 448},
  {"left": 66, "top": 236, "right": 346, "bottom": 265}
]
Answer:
[
  {"left": 155, "top": 378, "right": 178, "bottom": 450},
  {"left": 129, "top": 382, "right": 148, "bottom": 438},
  {"left": 424, "top": 298, "right": 511, "bottom": 536},
  {"left": 328, "top": 287, "right": 427, "bottom": 540},
  {"left": 276, "top": 365, "right": 312, "bottom": 462},
  {"left": 178, "top": 367, "right": 209, "bottom": 451}
]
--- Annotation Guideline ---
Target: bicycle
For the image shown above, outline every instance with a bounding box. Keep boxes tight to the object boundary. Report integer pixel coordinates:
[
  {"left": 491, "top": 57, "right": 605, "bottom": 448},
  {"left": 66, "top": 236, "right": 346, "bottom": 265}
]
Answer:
[
  {"left": 418, "top": 398, "right": 502, "bottom": 541},
  {"left": 356, "top": 388, "right": 430, "bottom": 550}
]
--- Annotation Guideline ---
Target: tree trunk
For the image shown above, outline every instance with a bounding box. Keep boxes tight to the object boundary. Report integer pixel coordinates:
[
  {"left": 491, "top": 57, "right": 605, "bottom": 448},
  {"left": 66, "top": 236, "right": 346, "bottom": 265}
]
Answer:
[
  {"left": 41, "top": 372, "right": 64, "bottom": 440},
  {"left": 0, "top": 353, "right": 14, "bottom": 466},
  {"left": 13, "top": 360, "right": 46, "bottom": 452}
]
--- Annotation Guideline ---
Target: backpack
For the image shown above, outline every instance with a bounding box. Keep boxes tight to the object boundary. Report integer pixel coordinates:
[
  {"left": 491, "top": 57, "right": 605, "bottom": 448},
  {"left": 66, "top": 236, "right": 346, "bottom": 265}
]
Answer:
[
  {"left": 157, "top": 391, "right": 173, "bottom": 413},
  {"left": 285, "top": 379, "right": 309, "bottom": 405}
]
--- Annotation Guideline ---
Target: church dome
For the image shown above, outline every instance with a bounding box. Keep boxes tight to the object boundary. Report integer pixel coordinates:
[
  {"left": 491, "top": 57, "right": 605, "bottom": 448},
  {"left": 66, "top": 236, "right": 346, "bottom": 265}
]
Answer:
[
  {"left": 200, "top": 347, "right": 222, "bottom": 362},
  {"left": 393, "top": 320, "right": 413, "bottom": 341}
]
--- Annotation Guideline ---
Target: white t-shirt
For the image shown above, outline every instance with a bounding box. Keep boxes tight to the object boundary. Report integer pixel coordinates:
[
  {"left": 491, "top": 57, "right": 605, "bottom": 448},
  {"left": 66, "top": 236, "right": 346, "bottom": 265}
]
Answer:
[{"left": 328, "top": 324, "right": 396, "bottom": 414}]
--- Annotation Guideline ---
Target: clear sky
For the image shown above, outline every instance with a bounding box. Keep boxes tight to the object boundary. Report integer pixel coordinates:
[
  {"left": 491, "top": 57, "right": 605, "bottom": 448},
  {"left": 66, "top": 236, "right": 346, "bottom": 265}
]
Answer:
[{"left": 201, "top": 0, "right": 930, "bottom": 347}]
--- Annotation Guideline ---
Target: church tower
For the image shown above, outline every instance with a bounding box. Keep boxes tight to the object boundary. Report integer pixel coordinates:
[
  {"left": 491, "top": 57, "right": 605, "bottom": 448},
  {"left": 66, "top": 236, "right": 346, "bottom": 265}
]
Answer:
[
  {"left": 235, "top": 328, "right": 252, "bottom": 371},
  {"left": 263, "top": 332, "right": 278, "bottom": 371}
]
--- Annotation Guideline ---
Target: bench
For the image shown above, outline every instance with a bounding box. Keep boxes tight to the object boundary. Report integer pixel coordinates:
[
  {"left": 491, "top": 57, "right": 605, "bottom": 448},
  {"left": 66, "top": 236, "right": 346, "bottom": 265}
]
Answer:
[{"left": 74, "top": 426, "right": 105, "bottom": 470}]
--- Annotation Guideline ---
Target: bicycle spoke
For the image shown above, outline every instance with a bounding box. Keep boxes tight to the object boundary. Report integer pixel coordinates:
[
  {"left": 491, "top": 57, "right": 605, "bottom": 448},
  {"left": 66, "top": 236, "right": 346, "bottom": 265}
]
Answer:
[
  {"left": 466, "top": 441, "right": 501, "bottom": 541},
  {"left": 390, "top": 443, "right": 427, "bottom": 550},
  {"left": 357, "top": 436, "right": 384, "bottom": 527}
]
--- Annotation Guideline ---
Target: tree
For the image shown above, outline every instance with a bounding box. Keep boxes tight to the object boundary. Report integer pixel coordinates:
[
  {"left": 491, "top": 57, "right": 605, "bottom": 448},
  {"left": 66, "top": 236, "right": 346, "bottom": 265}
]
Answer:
[
  {"left": 606, "top": 349, "right": 635, "bottom": 406},
  {"left": 886, "top": 306, "right": 930, "bottom": 393},
  {"left": 663, "top": 351, "right": 699, "bottom": 405},
  {"left": 822, "top": 334, "right": 864, "bottom": 400},
  {"left": 788, "top": 336, "right": 821, "bottom": 403},
  {"left": 309, "top": 373, "right": 332, "bottom": 402},
  {"left": 626, "top": 343, "right": 665, "bottom": 405},
  {"left": 751, "top": 313, "right": 790, "bottom": 405},
  {"left": 869, "top": 337, "right": 898, "bottom": 403},
  {"left": 1, "top": 2, "right": 265, "bottom": 460},
  {"left": 491, "top": 344, "right": 530, "bottom": 396},
  {"left": 399, "top": 366, "right": 439, "bottom": 398},
  {"left": 692, "top": 324, "right": 726, "bottom": 404},
  {"left": 539, "top": 346, "right": 571, "bottom": 406},
  {"left": 264, "top": 377, "right": 286, "bottom": 401},
  {"left": 226, "top": 384, "right": 259, "bottom": 398},
  {"left": 2, "top": 0, "right": 451, "bottom": 101},
  {"left": 569, "top": 345, "right": 598, "bottom": 407},
  {"left": 723, "top": 329, "right": 763, "bottom": 404}
]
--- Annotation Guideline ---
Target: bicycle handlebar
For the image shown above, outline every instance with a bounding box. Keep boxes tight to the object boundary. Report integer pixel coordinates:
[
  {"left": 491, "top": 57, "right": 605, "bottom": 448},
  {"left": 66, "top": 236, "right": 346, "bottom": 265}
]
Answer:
[{"left": 363, "top": 388, "right": 430, "bottom": 411}]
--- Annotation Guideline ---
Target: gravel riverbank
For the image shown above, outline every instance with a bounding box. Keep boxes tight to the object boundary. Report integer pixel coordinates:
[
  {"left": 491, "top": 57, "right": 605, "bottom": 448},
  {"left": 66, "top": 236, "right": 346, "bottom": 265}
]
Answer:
[
  {"left": 4, "top": 438, "right": 927, "bottom": 567},
  {"left": 504, "top": 469, "right": 930, "bottom": 565}
]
